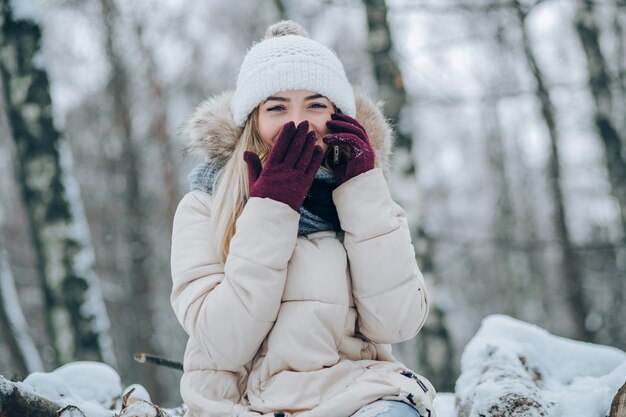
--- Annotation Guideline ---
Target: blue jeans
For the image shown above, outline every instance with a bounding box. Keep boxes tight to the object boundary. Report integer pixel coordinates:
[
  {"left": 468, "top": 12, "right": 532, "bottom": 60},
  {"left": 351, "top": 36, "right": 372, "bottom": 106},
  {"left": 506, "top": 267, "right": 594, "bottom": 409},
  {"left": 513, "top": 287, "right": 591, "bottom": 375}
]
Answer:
[{"left": 350, "top": 400, "right": 421, "bottom": 417}]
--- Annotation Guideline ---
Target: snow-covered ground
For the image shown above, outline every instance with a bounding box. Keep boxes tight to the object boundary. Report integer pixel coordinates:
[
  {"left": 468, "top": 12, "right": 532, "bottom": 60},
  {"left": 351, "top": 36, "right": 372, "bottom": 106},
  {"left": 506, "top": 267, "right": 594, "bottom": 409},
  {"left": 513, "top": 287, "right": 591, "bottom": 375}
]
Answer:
[{"left": 4, "top": 315, "right": 624, "bottom": 417}]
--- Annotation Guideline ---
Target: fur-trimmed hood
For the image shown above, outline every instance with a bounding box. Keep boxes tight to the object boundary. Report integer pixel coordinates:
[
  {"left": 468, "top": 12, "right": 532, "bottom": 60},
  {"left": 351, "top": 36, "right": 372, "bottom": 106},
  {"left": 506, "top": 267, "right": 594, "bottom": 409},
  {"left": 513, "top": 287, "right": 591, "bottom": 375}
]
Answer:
[{"left": 183, "top": 87, "right": 395, "bottom": 176}]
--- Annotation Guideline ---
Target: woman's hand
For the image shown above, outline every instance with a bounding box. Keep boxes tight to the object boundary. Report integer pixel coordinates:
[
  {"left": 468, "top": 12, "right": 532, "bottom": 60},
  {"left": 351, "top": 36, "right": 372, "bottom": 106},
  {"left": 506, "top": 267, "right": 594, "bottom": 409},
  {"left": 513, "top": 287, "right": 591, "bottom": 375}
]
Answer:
[
  {"left": 244, "top": 121, "right": 324, "bottom": 212},
  {"left": 323, "top": 113, "right": 376, "bottom": 186}
]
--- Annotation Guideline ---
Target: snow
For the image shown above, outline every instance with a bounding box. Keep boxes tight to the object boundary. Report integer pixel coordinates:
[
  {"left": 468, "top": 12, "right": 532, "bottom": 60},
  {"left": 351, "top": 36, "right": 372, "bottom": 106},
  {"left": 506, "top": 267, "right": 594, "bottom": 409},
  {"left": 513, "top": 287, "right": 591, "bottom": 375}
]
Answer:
[
  {"left": 23, "top": 361, "right": 122, "bottom": 417},
  {"left": 455, "top": 314, "right": 626, "bottom": 417},
  {"left": 123, "top": 383, "right": 151, "bottom": 402},
  {"left": 119, "top": 400, "right": 160, "bottom": 417},
  {"left": 432, "top": 393, "right": 456, "bottom": 417}
]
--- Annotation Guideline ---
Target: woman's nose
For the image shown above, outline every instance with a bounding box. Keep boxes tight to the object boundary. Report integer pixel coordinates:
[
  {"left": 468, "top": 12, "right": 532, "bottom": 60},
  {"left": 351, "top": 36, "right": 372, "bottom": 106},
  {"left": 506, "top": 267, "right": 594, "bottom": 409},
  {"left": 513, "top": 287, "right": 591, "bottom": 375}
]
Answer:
[{"left": 290, "top": 110, "right": 308, "bottom": 127}]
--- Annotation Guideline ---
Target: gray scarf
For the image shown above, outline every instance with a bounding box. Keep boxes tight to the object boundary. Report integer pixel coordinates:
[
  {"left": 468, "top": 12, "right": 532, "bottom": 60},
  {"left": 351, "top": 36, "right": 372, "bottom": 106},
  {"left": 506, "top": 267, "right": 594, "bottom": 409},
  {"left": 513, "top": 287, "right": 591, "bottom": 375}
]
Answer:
[{"left": 188, "top": 161, "right": 341, "bottom": 236}]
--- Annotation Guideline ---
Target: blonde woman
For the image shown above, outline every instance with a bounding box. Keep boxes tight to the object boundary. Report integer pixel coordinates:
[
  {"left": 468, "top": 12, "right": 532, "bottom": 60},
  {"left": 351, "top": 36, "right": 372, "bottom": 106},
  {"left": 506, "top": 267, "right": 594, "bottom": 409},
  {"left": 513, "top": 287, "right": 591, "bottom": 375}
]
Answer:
[{"left": 171, "top": 21, "right": 436, "bottom": 417}]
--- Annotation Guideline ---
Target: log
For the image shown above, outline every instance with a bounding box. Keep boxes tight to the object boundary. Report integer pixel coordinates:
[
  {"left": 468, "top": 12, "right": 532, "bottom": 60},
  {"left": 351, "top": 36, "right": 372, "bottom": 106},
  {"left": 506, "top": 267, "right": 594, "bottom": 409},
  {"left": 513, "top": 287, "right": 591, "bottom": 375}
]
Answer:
[
  {"left": 0, "top": 375, "right": 185, "bottom": 417},
  {"left": 0, "top": 376, "right": 62, "bottom": 417},
  {"left": 611, "top": 382, "right": 626, "bottom": 417}
]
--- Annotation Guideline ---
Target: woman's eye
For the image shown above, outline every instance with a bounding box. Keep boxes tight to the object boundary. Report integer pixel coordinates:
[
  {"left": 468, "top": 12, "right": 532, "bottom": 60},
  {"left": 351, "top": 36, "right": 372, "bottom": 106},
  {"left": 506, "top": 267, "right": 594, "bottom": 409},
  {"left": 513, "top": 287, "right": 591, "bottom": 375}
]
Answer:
[
  {"left": 309, "top": 102, "right": 328, "bottom": 109},
  {"left": 266, "top": 105, "right": 286, "bottom": 112}
]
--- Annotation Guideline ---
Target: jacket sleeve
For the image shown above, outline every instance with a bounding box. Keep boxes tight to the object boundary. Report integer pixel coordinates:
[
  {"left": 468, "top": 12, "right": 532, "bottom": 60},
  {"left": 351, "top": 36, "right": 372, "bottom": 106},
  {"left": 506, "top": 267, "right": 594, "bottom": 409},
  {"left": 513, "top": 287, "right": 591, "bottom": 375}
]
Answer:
[
  {"left": 332, "top": 168, "right": 429, "bottom": 344},
  {"left": 170, "top": 191, "right": 299, "bottom": 370}
]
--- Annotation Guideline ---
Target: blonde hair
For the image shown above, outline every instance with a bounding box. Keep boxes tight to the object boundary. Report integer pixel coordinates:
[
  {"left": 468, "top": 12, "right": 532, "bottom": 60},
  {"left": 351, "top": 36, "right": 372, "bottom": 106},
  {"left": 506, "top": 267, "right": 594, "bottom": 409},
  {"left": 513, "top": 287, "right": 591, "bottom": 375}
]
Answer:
[{"left": 210, "top": 109, "right": 271, "bottom": 263}]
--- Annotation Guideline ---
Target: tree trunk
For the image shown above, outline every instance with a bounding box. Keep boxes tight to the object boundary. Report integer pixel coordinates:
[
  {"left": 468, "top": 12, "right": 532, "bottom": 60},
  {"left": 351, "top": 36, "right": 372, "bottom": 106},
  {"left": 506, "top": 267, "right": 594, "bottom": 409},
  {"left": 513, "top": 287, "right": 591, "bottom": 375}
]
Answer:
[
  {"left": 133, "top": 21, "right": 179, "bottom": 236},
  {"left": 99, "top": 0, "right": 161, "bottom": 401},
  {"left": 273, "top": 0, "right": 288, "bottom": 21},
  {"left": 0, "top": 0, "right": 117, "bottom": 366},
  {"left": 413, "top": 226, "right": 456, "bottom": 392},
  {"left": 483, "top": 94, "right": 524, "bottom": 313},
  {"left": 574, "top": 0, "right": 626, "bottom": 236},
  {"left": 362, "top": 0, "right": 455, "bottom": 385},
  {"left": 0, "top": 237, "right": 44, "bottom": 376},
  {"left": 612, "top": 3, "right": 626, "bottom": 125},
  {"left": 574, "top": 0, "right": 626, "bottom": 344},
  {"left": 514, "top": 0, "right": 592, "bottom": 341},
  {"left": 362, "top": 0, "right": 412, "bottom": 166},
  {"left": 509, "top": 127, "right": 554, "bottom": 321}
]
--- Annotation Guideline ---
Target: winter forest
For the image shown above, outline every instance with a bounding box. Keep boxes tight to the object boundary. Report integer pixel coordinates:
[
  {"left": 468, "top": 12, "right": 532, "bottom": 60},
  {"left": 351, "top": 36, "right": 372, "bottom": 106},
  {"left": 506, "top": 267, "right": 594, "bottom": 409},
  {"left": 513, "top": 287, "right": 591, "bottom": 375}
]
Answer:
[{"left": 0, "top": 0, "right": 625, "bottom": 416}]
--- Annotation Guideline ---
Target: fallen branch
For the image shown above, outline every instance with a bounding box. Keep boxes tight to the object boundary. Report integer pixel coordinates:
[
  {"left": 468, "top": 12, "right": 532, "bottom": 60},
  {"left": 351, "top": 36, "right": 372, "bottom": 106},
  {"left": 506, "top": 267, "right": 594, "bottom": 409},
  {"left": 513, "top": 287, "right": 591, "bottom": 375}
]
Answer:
[
  {"left": 57, "top": 405, "right": 87, "bottom": 416},
  {"left": 133, "top": 353, "right": 183, "bottom": 371}
]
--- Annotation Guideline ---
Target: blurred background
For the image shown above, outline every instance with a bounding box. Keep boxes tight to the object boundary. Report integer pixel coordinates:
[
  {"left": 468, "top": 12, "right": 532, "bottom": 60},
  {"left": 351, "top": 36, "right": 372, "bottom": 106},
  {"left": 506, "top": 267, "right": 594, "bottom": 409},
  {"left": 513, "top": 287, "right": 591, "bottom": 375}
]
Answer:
[{"left": 0, "top": 0, "right": 624, "bottom": 408}]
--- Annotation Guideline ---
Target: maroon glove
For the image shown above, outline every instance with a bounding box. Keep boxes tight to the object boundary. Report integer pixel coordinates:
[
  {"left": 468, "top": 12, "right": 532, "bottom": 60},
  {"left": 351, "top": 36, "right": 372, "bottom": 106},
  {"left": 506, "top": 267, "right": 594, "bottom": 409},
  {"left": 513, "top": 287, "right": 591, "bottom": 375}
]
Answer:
[
  {"left": 244, "top": 121, "right": 324, "bottom": 212},
  {"left": 323, "top": 113, "right": 376, "bottom": 186}
]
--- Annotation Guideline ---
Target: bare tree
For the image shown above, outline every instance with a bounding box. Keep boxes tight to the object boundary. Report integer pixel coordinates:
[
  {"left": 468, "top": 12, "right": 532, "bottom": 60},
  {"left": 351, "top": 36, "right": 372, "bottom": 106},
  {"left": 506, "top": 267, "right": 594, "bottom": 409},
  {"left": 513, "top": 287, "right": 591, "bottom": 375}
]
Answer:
[
  {"left": 485, "top": 18, "right": 551, "bottom": 322},
  {"left": 273, "top": 0, "right": 288, "bottom": 20},
  {"left": 0, "top": 0, "right": 116, "bottom": 366},
  {"left": 362, "top": 0, "right": 412, "bottom": 162},
  {"left": 611, "top": 1, "right": 626, "bottom": 116},
  {"left": 413, "top": 226, "right": 457, "bottom": 392},
  {"left": 514, "top": 0, "right": 591, "bottom": 341},
  {"left": 574, "top": 0, "right": 626, "bottom": 236},
  {"left": 133, "top": 19, "right": 179, "bottom": 236},
  {"left": 573, "top": 0, "right": 625, "bottom": 347},
  {"left": 361, "top": 0, "right": 456, "bottom": 388},
  {"left": 99, "top": 0, "right": 161, "bottom": 400}
]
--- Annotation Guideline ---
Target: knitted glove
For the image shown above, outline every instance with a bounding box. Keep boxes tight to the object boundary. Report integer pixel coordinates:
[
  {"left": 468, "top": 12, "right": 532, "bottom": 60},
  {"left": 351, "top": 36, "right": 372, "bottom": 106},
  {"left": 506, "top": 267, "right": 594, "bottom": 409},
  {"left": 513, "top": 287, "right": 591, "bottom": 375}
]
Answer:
[
  {"left": 323, "top": 113, "right": 376, "bottom": 186},
  {"left": 244, "top": 121, "right": 324, "bottom": 212}
]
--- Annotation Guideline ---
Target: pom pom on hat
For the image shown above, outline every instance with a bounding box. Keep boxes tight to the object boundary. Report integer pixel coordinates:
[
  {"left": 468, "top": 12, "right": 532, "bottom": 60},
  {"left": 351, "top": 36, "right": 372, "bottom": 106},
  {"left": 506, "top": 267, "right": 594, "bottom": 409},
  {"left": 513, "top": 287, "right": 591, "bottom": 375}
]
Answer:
[
  {"left": 231, "top": 20, "right": 355, "bottom": 127},
  {"left": 264, "top": 20, "right": 309, "bottom": 39}
]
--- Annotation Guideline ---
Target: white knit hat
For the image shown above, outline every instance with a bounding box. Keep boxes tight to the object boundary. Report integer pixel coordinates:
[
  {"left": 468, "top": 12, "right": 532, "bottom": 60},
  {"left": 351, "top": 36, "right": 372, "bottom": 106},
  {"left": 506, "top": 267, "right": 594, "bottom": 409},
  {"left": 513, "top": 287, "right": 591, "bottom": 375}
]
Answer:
[{"left": 231, "top": 21, "right": 356, "bottom": 127}]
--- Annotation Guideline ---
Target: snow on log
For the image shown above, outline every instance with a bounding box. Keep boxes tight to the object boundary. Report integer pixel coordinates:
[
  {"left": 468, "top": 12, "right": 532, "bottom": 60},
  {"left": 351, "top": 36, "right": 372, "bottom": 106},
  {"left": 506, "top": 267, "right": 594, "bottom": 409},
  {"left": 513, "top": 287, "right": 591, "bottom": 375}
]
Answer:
[
  {"left": 1, "top": 361, "right": 185, "bottom": 417},
  {"left": 455, "top": 314, "right": 626, "bottom": 417},
  {"left": 0, "top": 375, "right": 61, "bottom": 417},
  {"left": 24, "top": 362, "right": 122, "bottom": 411}
]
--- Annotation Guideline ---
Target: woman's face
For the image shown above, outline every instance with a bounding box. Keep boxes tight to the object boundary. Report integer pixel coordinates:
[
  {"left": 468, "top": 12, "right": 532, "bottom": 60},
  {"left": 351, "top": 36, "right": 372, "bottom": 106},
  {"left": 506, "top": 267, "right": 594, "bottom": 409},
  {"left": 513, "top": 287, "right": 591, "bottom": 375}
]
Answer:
[{"left": 257, "top": 89, "right": 334, "bottom": 153}]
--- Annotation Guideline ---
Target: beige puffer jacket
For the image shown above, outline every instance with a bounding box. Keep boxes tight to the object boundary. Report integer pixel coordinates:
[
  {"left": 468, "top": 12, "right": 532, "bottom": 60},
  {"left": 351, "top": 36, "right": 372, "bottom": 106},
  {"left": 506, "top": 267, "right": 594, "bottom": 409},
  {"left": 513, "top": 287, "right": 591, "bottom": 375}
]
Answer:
[{"left": 171, "top": 88, "right": 436, "bottom": 417}]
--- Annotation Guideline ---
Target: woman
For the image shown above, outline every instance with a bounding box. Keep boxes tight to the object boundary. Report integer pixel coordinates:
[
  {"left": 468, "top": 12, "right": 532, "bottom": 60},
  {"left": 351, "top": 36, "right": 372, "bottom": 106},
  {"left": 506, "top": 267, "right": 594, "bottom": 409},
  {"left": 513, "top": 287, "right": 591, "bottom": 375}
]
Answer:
[{"left": 171, "top": 20, "right": 436, "bottom": 417}]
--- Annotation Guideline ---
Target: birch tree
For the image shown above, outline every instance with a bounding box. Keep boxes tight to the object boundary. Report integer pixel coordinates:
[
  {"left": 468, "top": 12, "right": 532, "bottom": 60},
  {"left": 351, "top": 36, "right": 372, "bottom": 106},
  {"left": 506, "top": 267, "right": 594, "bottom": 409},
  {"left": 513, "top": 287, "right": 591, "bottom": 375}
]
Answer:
[
  {"left": 0, "top": 0, "right": 116, "bottom": 366},
  {"left": 0, "top": 232, "right": 44, "bottom": 376}
]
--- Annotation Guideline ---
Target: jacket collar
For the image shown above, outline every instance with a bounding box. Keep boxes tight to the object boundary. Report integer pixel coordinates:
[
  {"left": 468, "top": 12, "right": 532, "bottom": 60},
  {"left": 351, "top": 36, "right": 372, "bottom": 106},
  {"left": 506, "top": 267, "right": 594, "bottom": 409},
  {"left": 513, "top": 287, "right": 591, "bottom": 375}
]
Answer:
[{"left": 183, "top": 86, "right": 395, "bottom": 176}]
